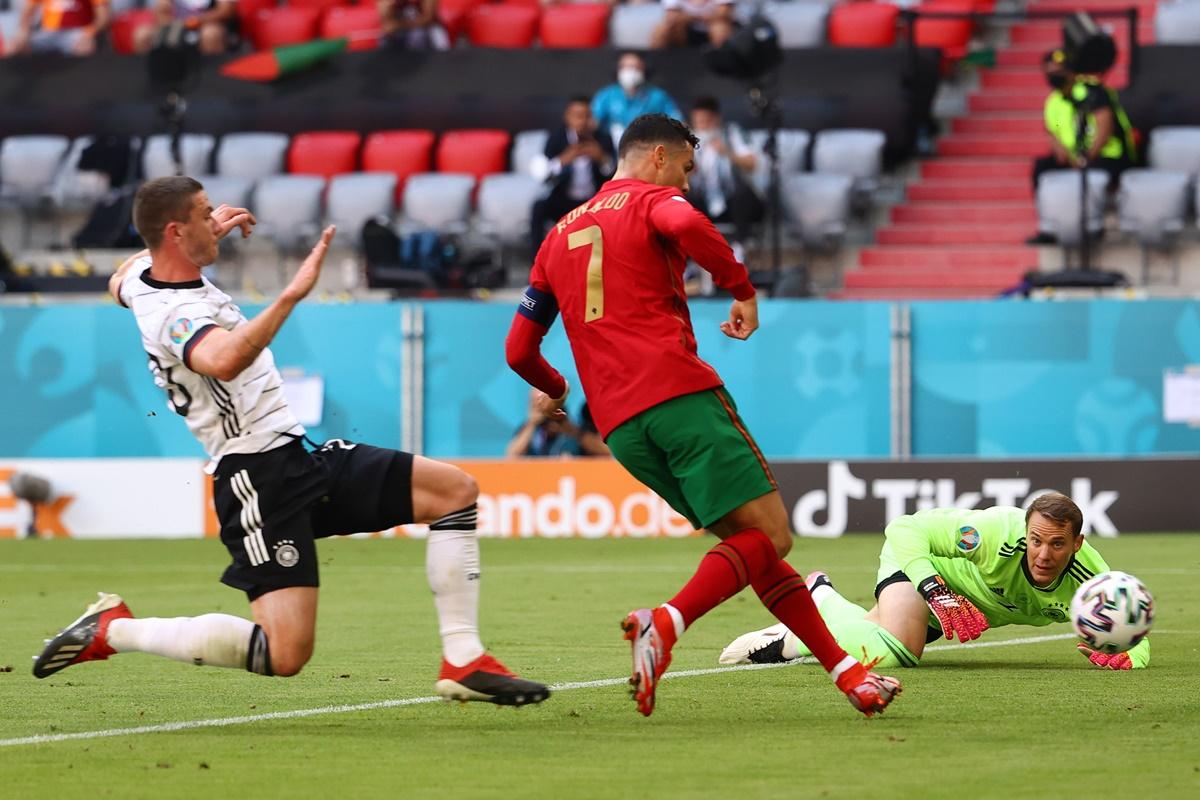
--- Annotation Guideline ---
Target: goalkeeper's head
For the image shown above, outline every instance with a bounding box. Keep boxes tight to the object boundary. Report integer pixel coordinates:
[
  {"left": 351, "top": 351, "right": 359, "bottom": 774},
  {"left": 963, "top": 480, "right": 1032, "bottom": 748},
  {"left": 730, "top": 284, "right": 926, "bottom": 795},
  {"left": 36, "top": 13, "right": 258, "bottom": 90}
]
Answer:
[
  {"left": 1024, "top": 492, "right": 1084, "bottom": 587},
  {"left": 133, "top": 176, "right": 220, "bottom": 267}
]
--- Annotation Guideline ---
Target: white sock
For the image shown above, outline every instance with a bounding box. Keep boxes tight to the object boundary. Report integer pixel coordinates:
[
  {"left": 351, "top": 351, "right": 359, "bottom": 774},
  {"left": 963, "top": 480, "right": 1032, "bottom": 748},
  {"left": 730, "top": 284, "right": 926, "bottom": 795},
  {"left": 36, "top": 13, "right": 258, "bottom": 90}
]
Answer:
[
  {"left": 809, "top": 583, "right": 836, "bottom": 609},
  {"left": 107, "top": 614, "right": 258, "bottom": 670},
  {"left": 661, "top": 603, "right": 686, "bottom": 639},
  {"left": 426, "top": 505, "right": 485, "bottom": 667}
]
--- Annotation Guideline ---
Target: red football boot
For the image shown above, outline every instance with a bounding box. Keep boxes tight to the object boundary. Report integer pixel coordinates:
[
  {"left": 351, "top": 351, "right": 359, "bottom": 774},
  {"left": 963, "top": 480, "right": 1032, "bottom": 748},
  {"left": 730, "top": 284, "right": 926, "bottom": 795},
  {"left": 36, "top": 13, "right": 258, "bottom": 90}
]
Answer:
[{"left": 33, "top": 593, "right": 133, "bottom": 679}]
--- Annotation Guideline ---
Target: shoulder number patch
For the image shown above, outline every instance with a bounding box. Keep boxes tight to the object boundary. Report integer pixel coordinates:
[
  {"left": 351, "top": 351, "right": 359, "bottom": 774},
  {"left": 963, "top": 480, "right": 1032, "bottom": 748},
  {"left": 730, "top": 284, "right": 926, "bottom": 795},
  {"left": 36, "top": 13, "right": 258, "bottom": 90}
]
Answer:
[{"left": 957, "top": 526, "right": 981, "bottom": 553}]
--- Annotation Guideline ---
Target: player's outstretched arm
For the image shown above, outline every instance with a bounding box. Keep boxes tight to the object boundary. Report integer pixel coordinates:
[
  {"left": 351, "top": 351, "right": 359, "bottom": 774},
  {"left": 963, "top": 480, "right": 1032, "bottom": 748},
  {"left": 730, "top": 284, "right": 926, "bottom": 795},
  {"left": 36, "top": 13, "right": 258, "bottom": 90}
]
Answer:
[
  {"left": 212, "top": 204, "right": 256, "bottom": 241},
  {"left": 189, "top": 225, "right": 335, "bottom": 381},
  {"left": 1077, "top": 636, "right": 1149, "bottom": 670},
  {"left": 648, "top": 194, "right": 756, "bottom": 309}
]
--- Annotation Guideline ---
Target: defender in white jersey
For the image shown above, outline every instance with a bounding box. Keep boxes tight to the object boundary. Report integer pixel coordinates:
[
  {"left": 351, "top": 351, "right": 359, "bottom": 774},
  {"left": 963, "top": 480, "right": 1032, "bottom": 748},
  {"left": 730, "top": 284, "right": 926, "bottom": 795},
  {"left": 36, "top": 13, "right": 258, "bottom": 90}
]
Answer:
[{"left": 33, "top": 176, "right": 549, "bottom": 707}]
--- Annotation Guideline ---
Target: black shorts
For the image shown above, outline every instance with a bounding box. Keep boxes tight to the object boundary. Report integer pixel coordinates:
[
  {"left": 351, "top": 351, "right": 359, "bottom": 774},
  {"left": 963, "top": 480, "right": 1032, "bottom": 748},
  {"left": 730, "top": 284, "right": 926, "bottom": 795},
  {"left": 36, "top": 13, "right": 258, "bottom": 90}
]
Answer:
[{"left": 212, "top": 438, "right": 415, "bottom": 600}]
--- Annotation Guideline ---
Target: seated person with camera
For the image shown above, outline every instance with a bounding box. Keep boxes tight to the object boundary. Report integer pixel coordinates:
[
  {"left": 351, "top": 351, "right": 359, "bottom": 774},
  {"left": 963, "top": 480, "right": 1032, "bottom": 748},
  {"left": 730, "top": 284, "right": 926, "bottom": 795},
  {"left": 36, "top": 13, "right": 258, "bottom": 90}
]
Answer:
[{"left": 132, "top": 0, "right": 238, "bottom": 56}]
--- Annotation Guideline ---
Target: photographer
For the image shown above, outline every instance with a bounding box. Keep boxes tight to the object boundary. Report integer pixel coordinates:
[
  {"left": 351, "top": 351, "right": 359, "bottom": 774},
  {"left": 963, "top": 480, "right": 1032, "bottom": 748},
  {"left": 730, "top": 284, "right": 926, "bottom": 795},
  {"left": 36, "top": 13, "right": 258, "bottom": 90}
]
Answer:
[
  {"left": 528, "top": 95, "right": 615, "bottom": 259},
  {"left": 132, "top": 0, "right": 237, "bottom": 56}
]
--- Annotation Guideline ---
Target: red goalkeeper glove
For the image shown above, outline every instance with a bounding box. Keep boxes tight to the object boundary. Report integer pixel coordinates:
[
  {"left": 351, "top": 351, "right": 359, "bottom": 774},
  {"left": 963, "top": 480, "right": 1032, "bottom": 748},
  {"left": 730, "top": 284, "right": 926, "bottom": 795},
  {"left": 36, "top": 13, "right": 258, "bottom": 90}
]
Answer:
[
  {"left": 1076, "top": 643, "right": 1133, "bottom": 670},
  {"left": 917, "top": 575, "right": 989, "bottom": 642}
]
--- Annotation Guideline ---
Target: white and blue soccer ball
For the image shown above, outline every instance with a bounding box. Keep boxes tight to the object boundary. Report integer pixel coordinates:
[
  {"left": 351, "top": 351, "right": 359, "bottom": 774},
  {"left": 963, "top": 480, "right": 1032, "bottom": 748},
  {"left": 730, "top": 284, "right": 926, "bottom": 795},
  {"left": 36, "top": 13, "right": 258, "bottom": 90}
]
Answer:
[{"left": 1070, "top": 571, "right": 1155, "bottom": 654}]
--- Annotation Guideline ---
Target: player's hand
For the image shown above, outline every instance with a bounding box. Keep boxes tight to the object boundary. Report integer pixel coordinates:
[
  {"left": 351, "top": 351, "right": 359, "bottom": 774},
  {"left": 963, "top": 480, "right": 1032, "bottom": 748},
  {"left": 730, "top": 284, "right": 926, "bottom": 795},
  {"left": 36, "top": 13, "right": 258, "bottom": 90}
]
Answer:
[
  {"left": 720, "top": 296, "right": 759, "bottom": 340},
  {"left": 281, "top": 225, "right": 335, "bottom": 304},
  {"left": 1076, "top": 643, "right": 1133, "bottom": 670},
  {"left": 532, "top": 381, "right": 568, "bottom": 421},
  {"left": 918, "top": 575, "right": 989, "bottom": 642},
  {"left": 213, "top": 204, "right": 257, "bottom": 240}
]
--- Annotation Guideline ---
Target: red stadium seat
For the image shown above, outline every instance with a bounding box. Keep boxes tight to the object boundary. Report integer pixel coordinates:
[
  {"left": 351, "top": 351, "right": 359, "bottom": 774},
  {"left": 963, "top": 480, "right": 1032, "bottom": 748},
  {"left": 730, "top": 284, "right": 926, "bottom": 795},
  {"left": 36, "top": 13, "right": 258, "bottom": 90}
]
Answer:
[
  {"left": 828, "top": 2, "right": 899, "bottom": 48},
  {"left": 915, "top": 1, "right": 975, "bottom": 65},
  {"left": 438, "top": 0, "right": 488, "bottom": 44},
  {"left": 252, "top": 7, "right": 321, "bottom": 50},
  {"left": 236, "top": 0, "right": 277, "bottom": 45},
  {"left": 466, "top": 5, "right": 540, "bottom": 49},
  {"left": 288, "top": 131, "right": 362, "bottom": 178},
  {"left": 436, "top": 129, "right": 511, "bottom": 181},
  {"left": 110, "top": 10, "right": 157, "bottom": 55},
  {"left": 363, "top": 130, "right": 437, "bottom": 200},
  {"left": 499, "top": 0, "right": 542, "bottom": 6},
  {"left": 539, "top": 4, "right": 611, "bottom": 49},
  {"left": 288, "top": 0, "right": 348, "bottom": 10},
  {"left": 321, "top": 5, "right": 384, "bottom": 51}
]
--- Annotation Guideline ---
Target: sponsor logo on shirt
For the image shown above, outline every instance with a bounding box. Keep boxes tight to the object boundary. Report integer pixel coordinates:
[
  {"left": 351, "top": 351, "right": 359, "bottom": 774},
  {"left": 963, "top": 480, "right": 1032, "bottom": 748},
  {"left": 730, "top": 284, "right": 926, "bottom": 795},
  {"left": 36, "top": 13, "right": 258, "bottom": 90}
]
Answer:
[
  {"left": 1042, "top": 603, "right": 1068, "bottom": 622},
  {"left": 957, "top": 525, "right": 981, "bottom": 552},
  {"left": 169, "top": 318, "right": 194, "bottom": 345}
]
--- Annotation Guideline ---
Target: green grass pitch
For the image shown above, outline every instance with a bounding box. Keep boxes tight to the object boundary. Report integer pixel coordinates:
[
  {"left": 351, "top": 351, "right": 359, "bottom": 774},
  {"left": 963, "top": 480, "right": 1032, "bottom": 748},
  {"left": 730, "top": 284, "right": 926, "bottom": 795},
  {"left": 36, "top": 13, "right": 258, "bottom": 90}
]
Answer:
[{"left": 2, "top": 535, "right": 1198, "bottom": 799}]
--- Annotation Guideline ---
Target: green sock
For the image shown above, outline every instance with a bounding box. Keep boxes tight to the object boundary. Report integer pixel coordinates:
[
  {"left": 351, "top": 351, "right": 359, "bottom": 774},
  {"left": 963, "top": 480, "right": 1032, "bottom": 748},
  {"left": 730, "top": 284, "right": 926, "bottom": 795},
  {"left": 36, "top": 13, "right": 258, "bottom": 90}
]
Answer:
[{"left": 787, "top": 586, "right": 921, "bottom": 669}]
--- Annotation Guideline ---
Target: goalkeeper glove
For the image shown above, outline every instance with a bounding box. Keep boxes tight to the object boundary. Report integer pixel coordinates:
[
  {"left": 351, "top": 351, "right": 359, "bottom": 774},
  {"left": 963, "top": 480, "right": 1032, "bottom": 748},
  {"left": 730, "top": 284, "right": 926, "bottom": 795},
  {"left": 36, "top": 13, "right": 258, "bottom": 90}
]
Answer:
[
  {"left": 1076, "top": 643, "right": 1133, "bottom": 670},
  {"left": 917, "top": 575, "right": 989, "bottom": 642}
]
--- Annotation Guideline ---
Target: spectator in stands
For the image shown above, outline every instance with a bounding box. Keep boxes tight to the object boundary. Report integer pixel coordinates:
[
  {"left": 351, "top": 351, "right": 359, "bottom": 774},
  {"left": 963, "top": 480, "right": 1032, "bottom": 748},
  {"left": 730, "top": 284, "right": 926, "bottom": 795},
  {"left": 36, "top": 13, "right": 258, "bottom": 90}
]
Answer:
[
  {"left": 591, "top": 52, "right": 683, "bottom": 146},
  {"left": 651, "top": 0, "right": 736, "bottom": 49},
  {"left": 379, "top": 0, "right": 450, "bottom": 51},
  {"left": 1027, "top": 49, "right": 1136, "bottom": 244},
  {"left": 529, "top": 95, "right": 616, "bottom": 259},
  {"left": 5, "top": 0, "right": 110, "bottom": 56},
  {"left": 506, "top": 391, "right": 609, "bottom": 457},
  {"left": 132, "top": 0, "right": 238, "bottom": 56},
  {"left": 687, "top": 95, "right": 763, "bottom": 253}
]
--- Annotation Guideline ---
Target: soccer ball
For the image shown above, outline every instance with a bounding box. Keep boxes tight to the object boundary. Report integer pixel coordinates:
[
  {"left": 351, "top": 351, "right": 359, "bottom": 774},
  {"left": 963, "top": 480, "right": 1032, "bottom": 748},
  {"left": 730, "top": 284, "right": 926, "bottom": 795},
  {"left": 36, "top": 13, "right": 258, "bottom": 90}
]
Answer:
[{"left": 1069, "top": 571, "right": 1154, "bottom": 654}]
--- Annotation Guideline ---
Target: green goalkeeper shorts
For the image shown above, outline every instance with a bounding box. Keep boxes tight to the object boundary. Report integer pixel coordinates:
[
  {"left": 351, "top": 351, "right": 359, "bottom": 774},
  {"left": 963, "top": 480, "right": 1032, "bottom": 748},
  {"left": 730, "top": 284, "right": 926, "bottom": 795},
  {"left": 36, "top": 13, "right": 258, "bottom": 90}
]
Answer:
[{"left": 605, "top": 387, "right": 778, "bottom": 530}]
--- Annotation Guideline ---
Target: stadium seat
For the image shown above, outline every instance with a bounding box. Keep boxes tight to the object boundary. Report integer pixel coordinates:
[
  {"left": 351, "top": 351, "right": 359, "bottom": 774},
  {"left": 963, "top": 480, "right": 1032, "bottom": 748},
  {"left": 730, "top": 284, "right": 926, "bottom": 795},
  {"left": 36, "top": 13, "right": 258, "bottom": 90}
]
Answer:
[
  {"left": 321, "top": 5, "right": 383, "bottom": 51},
  {"left": 254, "top": 174, "right": 327, "bottom": 251},
  {"left": 914, "top": 1, "right": 974, "bottom": 65},
  {"left": 287, "top": 131, "right": 361, "bottom": 178},
  {"left": 52, "top": 136, "right": 123, "bottom": 210},
  {"left": 827, "top": 2, "right": 898, "bottom": 48},
  {"left": 1035, "top": 169, "right": 1108, "bottom": 247},
  {"left": 327, "top": 172, "right": 398, "bottom": 242},
  {"left": 142, "top": 134, "right": 216, "bottom": 180},
  {"left": 1147, "top": 126, "right": 1200, "bottom": 174},
  {"left": 235, "top": 0, "right": 277, "bottom": 45},
  {"left": 216, "top": 132, "right": 291, "bottom": 180},
  {"left": 194, "top": 174, "right": 254, "bottom": 210},
  {"left": 110, "top": 9, "right": 156, "bottom": 55},
  {"left": 476, "top": 173, "right": 542, "bottom": 243},
  {"left": 401, "top": 173, "right": 476, "bottom": 233},
  {"left": 511, "top": 129, "right": 550, "bottom": 177},
  {"left": 539, "top": 4, "right": 611, "bottom": 48},
  {"left": 812, "top": 129, "right": 886, "bottom": 192},
  {"left": 439, "top": 0, "right": 489, "bottom": 43},
  {"left": 251, "top": 7, "right": 321, "bottom": 50},
  {"left": 746, "top": 128, "right": 811, "bottom": 195},
  {"left": 1155, "top": 2, "right": 1200, "bottom": 45},
  {"left": 1117, "top": 169, "right": 1190, "bottom": 283},
  {"left": 781, "top": 173, "right": 853, "bottom": 249},
  {"left": 466, "top": 5, "right": 540, "bottom": 48},
  {"left": 761, "top": 2, "right": 827, "bottom": 48},
  {"left": 436, "top": 129, "right": 511, "bottom": 181},
  {"left": 362, "top": 130, "right": 436, "bottom": 201},
  {"left": 609, "top": 3, "right": 665, "bottom": 49},
  {"left": 288, "top": 0, "right": 347, "bottom": 11},
  {"left": 0, "top": 135, "right": 71, "bottom": 203}
]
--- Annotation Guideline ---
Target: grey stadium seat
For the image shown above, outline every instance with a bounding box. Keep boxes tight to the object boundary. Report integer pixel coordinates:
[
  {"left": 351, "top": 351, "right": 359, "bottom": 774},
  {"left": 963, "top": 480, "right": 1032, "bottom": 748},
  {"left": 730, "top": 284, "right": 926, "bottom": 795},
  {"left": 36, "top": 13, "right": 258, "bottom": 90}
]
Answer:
[
  {"left": 0, "top": 135, "right": 71, "bottom": 203},
  {"left": 812, "top": 129, "right": 886, "bottom": 184},
  {"left": 511, "top": 130, "right": 550, "bottom": 178},
  {"left": 401, "top": 173, "right": 475, "bottom": 234},
  {"left": 327, "top": 172, "right": 397, "bottom": 241},
  {"left": 782, "top": 172, "right": 853, "bottom": 248},
  {"left": 746, "top": 128, "right": 810, "bottom": 194},
  {"left": 1035, "top": 169, "right": 1108, "bottom": 247},
  {"left": 1154, "top": 2, "right": 1200, "bottom": 45},
  {"left": 52, "top": 137, "right": 117, "bottom": 210},
  {"left": 215, "top": 132, "right": 291, "bottom": 180},
  {"left": 762, "top": 2, "right": 828, "bottom": 48},
  {"left": 476, "top": 173, "right": 542, "bottom": 243},
  {"left": 195, "top": 174, "right": 254, "bottom": 210},
  {"left": 142, "top": 134, "right": 215, "bottom": 180},
  {"left": 610, "top": 4, "right": 666, "bottom": 49},
  {"left": 253, "top": 174, "right": 326, "bottom": 252},
  {"left": 1117, "top": 169, "right": 1190, "bottom": 284},
  {"left": 1146, "top": 126, "right": 1200, "bottom": 174}
]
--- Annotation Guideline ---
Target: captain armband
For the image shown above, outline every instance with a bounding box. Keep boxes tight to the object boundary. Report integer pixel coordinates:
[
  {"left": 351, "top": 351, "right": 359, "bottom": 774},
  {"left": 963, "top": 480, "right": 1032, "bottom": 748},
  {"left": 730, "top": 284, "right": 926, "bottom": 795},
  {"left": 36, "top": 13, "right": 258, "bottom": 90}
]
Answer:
[{"left": 517, "top": 285, "right": 559, "bottom": 328}]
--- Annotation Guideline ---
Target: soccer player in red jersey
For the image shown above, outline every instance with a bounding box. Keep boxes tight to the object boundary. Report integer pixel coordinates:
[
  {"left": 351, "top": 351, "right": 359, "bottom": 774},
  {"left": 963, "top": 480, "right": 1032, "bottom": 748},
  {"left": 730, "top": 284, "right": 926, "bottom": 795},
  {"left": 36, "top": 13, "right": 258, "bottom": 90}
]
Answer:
[{"left": 505, "top": 114, "right": 902, "bottom": 717}]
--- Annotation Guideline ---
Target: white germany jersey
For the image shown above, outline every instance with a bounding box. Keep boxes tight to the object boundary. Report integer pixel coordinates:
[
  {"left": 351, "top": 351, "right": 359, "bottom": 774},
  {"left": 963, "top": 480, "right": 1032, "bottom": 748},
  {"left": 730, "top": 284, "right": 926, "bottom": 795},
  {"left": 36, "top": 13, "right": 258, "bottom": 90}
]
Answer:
[{"left": 119, "top": 258, "right": 304, "bottom": 466}]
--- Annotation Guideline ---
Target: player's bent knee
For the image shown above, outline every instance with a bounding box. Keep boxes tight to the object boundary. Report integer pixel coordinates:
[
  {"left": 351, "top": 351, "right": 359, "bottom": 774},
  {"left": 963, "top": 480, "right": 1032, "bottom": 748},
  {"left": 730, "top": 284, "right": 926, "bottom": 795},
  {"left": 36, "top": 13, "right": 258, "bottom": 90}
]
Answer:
[{"left": 270, "top": 642, "right": 314, "bottom": 678}]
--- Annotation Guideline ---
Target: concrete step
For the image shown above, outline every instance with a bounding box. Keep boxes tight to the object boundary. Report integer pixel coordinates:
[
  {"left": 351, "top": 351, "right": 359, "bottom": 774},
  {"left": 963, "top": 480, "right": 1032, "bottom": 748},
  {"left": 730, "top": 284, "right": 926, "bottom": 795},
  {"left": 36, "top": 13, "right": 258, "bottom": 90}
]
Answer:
[
  {"left": 876, "top": 223, "right": 1033, "bottom": 245},
  {"left": 844, "top": 266, "right": 1027, "bottom": 289},
  {"left": 936, "top": 136, "right": 1046, "bottom": 158},
  {"left": 859, "top": 245, "right": 1038, "bottom": 269},
  {"left": 953, "top": 115, "right": 1046, "bottom": 135},
  {"left": 920, "top": 158, "right": 1030, "bottom": 180},
  {"left": 891, "top": 203, "right": 1037, "bottom": 225}
]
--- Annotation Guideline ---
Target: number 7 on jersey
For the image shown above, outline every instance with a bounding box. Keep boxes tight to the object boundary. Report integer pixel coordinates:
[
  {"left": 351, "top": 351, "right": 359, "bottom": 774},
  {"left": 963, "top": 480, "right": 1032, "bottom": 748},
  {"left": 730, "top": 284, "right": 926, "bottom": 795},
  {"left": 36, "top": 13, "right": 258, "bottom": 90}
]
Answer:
[{"left": 568, "top": 224, "right": 604, "bottom": 323}]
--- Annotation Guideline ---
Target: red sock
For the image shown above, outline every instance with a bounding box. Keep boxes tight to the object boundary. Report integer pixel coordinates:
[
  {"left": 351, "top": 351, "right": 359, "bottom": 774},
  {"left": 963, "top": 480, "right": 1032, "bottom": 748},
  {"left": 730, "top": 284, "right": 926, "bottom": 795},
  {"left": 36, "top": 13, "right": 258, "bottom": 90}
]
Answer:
[
  {"left": 752, "top": 560, "right": 862, "bottom": 686},
  {"left": 667, "top": 528, "right": 778, "bottom": 629}
]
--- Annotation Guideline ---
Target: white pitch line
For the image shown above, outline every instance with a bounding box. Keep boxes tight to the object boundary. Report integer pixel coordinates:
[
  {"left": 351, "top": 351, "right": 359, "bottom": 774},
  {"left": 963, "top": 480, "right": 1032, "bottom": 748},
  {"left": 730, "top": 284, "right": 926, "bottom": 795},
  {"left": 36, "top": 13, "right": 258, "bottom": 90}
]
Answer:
[{"left": 0, "top": 632, "right": 1081, "bottom": 749}]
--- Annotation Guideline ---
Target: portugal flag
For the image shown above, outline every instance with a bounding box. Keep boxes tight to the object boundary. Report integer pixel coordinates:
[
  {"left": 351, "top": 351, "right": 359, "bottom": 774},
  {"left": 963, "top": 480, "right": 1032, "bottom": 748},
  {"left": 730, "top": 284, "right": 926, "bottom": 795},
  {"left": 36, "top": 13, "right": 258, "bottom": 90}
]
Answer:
[{"left": 220, "top": 38, "right": 349, "bottom": 83}]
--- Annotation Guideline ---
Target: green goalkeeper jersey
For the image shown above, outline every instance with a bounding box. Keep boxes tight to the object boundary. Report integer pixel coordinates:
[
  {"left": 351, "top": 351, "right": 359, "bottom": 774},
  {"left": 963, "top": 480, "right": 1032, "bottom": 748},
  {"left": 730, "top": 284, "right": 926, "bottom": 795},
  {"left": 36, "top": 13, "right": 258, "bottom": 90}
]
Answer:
[{"left": 883, "top": 506, "right": 1150, "bottom": 668}]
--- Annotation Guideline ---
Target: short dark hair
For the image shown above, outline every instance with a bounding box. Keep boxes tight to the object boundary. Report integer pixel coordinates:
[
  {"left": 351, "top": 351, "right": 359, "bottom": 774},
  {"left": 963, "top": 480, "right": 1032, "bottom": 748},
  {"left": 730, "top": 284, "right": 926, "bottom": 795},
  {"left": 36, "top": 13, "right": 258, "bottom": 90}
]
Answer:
[
  {"left": 567, "top": 94, "right": 592, "bottom": 108},
  {"left": 1026, "top": 492, "right": 1084, "bottom": 537},
  {"left": 692, "top": 96, "right": 721, "bottom": 115},
  {"left": 617, "top": 114, "right": 699, "bottom": 159},
  {"left": 133, "top": 176, "right": 204, "bottom": 250}
]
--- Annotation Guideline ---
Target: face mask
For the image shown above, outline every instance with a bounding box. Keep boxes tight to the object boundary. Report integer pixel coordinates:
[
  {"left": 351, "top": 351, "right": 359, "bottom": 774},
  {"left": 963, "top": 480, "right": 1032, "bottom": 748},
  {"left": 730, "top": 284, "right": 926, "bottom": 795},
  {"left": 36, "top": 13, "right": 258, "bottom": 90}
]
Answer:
[
  {"left": 617, "top": 68, "right": 644, "bottom": 92},
  {"left": 1047, "top": 73, "right": 1068, "bottom": 90}
]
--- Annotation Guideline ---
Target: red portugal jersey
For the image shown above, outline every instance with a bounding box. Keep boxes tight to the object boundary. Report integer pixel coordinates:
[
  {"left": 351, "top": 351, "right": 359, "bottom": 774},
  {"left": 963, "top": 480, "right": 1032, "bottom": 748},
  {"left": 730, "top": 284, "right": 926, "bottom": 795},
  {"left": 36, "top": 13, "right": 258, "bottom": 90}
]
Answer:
[{"left": 510, "top": 178, "right": 755, "bottom": 438}]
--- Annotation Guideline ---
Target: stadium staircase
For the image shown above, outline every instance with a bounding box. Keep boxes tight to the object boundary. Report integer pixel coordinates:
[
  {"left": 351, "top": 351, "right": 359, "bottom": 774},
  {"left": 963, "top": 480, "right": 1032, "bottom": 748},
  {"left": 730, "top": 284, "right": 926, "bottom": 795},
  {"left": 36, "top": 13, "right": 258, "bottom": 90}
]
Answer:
[{"left": 838, "top": 0, "right": 1158, "bottom": 300}]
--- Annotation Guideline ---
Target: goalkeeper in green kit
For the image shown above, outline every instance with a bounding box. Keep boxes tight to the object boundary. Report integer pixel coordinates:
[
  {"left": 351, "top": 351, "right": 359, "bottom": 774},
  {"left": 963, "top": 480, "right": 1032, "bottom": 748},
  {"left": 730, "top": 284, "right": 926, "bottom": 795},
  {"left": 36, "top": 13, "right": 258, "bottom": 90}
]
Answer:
[{"left": 720, "top": 491, "right": 1150, "bottom": 671}]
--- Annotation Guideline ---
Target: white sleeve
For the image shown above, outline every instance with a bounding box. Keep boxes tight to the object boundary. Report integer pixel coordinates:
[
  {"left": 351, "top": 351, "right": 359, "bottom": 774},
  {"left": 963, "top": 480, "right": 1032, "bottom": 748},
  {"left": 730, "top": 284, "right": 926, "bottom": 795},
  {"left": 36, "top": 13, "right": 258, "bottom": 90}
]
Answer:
[
  {"left": 154, "top": 296, "right": 222, "bottom": 367},
  {"left": 117, "top": 256, "right": 153, "bottom": 308}
]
